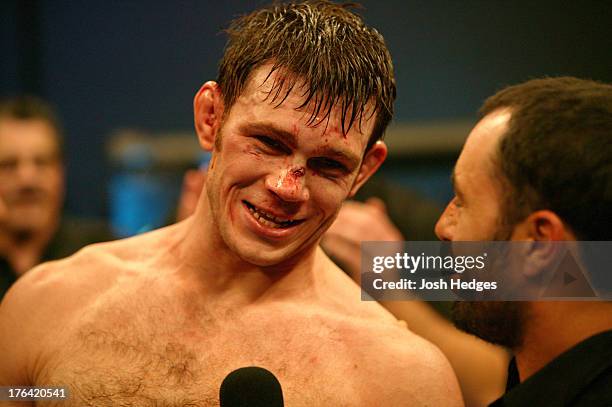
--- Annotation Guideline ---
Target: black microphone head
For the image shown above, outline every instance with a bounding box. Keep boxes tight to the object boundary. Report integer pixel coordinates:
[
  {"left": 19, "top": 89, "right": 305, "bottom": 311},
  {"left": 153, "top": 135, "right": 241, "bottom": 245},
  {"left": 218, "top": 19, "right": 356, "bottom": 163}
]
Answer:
[{"left": 219, "top": 366, "right": 284, "bottom": 407}]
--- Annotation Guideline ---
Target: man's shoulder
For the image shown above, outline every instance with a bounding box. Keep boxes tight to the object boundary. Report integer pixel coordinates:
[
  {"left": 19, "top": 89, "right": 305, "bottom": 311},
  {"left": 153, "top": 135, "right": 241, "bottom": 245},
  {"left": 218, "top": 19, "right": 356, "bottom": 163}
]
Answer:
[
  {"left": 0, "top": 225, "right": 176, "bottom": 327},
  {"left": 315, "top": 309, "right": 463, "bottom": 406},
  {"left": 319, "top": 259, "right": 417, "bottom": 330},
  {"left": 308, "top": 263, "right": 463, "bottom": 405},
  {"left": 340, "top": 310, "right": 450, "bottom": 370},
  {"left": 1, "top": 244, "right": 113, "bottom": 328}
]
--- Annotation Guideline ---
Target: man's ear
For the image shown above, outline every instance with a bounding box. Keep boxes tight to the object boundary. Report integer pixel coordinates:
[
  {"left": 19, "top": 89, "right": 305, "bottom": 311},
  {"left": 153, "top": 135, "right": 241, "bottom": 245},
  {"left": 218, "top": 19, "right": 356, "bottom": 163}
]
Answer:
[
  {"left": 513, "top": 210, "right": 572, "bottom": 278},
  {"left": 349, "top": 141, "right": 387, "bottom": 197},
  {"left": 513, "top": 210, "right": 568, "bottom": 242},
  {"left": 194, "top": 81, "right": 224, "bottom": 151}
]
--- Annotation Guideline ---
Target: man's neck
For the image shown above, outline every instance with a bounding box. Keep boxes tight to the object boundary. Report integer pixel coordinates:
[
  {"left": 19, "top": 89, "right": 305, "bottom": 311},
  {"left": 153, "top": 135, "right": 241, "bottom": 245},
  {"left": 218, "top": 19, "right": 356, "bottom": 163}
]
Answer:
[
  {"left": 6, "top": 237, "right": 48, "bottom": 275},
  {"left": 176, "top": 197, "right": 326, "bottom": 306},
  {"left": 515, "top": 301, "right": 612, "bottom": 381},
  {"left": 2, "top": 222, "right": 57, "bottom": 275}
]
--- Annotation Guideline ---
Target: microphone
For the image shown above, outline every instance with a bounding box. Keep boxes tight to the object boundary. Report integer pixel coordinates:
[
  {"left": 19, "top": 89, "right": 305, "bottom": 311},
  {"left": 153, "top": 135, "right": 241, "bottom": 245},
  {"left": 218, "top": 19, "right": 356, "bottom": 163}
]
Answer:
[{"left": 219, "top": 366, "right": 284, "bottom": 407}]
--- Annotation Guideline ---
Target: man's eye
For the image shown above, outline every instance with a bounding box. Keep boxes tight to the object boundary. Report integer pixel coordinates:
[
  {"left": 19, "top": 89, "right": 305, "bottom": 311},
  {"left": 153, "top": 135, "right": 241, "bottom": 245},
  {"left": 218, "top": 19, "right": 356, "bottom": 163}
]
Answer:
[
  {"left": 0, "top": 159, "right": 17, "bottom": 171},
  {"left": 309, "top": 157, "right": 348, "bottom": 175},
  {"left": 35, "top": 156, "right": 58, "bottom": 168},
  {"left": 255, "top": 136, "right": 289, "bottom": 153},
  {"left": 452, "top": 196, "right": 463, "bottom": 208}
]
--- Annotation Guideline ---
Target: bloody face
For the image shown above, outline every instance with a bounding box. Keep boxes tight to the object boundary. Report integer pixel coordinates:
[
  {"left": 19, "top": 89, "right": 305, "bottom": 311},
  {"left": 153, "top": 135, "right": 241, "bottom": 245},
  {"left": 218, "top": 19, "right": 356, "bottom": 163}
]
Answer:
[{"left": 203, "top": 66, "right": 380, "bottom": 267}]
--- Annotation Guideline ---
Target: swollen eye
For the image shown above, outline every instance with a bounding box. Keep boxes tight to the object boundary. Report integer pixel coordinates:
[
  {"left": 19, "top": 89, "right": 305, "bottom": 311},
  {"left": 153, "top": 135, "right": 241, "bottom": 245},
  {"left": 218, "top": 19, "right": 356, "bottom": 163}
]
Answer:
[
  {"left": 310, "top": 157, "right": 346, "bottom": 171},
  {"left": 257, "top": 136, "right": 290, "bottom": 153}
]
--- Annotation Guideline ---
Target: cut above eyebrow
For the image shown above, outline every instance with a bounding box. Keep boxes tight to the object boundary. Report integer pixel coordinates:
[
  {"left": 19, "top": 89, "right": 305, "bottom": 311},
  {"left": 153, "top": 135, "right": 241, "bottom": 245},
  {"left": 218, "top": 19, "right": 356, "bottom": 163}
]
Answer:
[{"left": 239, "top": 121, "right": 361, "bottom": 169}]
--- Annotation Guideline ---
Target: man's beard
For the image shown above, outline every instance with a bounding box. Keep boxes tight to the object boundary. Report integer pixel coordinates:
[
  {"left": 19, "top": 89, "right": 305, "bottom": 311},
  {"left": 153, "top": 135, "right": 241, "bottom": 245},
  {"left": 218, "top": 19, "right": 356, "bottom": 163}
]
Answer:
[
  {"left": 450, "top": 218, "right": 529, "bottom": 350},
  {"left": 452, "top": 301, "right": 528, "bottom": 350}
]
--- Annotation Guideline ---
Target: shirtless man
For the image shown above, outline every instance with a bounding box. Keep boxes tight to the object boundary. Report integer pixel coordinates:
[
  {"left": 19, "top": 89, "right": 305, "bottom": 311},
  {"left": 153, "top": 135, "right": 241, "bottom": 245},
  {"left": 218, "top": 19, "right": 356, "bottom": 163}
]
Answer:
[{"left": 0, "top": 2, "right": 461, "bottom": 406}]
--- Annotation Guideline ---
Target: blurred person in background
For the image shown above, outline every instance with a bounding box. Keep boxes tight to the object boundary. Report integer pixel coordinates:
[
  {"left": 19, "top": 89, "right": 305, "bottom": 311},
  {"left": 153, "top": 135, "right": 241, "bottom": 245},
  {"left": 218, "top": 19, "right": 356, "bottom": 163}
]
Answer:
[{"left": 0, "top": 96, "right": 112, "bottom": 301}]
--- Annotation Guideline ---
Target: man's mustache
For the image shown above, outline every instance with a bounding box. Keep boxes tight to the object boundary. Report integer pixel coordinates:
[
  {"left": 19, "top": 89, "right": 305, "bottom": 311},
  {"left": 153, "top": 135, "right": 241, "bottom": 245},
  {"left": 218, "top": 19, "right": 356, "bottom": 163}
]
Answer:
[{"left": 7, "top": 187, "right": 48, "bottom": 204}]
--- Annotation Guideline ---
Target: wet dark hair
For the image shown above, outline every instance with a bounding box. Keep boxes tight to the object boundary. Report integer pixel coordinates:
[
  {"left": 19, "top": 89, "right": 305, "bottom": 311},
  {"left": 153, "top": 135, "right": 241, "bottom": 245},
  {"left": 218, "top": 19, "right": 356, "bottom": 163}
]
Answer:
[
  {"left": 480, "top": 77, "right": 612, "bottom": 240},
  {"left": 217, "top": 0, "right": 396, "bottom": 149},
  {"left": 0, "top": 95, "right": 64, "bottom": 155}
]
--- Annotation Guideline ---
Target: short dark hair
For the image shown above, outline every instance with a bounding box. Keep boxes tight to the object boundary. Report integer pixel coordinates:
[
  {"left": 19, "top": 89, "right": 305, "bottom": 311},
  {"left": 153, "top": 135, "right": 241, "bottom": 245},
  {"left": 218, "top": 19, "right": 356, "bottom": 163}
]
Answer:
[
  {"left": 0, "top": 95, "right": 64, "bottom": 154},
  {"left": 480, "top": 77, "right": 612, "bottom": 240},
  {"left": 217, "top": 0, "right": 396, "bottom": 150}
]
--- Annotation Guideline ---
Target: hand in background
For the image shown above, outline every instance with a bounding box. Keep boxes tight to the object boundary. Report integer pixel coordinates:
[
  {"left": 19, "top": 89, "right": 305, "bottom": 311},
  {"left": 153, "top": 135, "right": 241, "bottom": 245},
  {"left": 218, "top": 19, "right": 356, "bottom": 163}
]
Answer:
[{"left": 321, "top": 197, "right": 404, "bottom": 280}]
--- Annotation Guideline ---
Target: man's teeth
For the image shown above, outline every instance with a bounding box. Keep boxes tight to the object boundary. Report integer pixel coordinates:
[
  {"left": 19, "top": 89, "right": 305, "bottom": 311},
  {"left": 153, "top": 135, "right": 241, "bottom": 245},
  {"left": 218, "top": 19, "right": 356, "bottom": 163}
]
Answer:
[{"left": 247, "top": 204, "right": 294, "bottom": 228}]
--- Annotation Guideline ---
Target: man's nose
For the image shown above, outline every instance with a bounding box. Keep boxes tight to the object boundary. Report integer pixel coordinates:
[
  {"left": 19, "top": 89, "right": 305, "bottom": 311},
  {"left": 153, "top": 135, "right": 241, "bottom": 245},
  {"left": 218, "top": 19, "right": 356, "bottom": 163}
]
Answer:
[
  {"left": 15, "top": 160, "right": 40, "bottom": 183},
  {"left": 435, "top": 203, "right": 454, "bottom": 241},
  {"left": 265, "top": 165, "right": 310, "bottom": 203}
]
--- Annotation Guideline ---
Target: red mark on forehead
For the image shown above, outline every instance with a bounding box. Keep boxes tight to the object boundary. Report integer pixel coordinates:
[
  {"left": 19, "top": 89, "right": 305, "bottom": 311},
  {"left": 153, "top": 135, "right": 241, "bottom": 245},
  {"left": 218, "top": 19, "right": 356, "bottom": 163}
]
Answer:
[
  {"left": 327, "top": 124, "right": 344, "bottom": 138},
  {"left": 320, "top": 123, "right": 352, "bottom": 141}
]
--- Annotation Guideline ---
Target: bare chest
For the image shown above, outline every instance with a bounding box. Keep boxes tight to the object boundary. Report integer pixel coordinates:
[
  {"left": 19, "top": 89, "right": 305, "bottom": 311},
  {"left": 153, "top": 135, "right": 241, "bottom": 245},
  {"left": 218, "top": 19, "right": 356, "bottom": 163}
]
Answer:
[{"left": 36, "top": 299, "right": 364, "bottom": 406}]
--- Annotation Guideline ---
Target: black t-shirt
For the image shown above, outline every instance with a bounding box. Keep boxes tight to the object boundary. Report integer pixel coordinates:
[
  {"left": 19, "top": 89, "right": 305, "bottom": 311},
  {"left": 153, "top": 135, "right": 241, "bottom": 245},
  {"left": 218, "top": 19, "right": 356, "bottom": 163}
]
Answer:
[{"left": 490, "top": 330, "right": 612, "bottom": 406}]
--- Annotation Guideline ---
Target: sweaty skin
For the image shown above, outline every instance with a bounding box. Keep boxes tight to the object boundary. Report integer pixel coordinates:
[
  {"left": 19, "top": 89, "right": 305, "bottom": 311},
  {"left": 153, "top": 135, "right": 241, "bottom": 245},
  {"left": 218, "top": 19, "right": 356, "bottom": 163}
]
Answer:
[
  {"left": 0, "top": 66, "right": 463, "bottom": 406},
  {"left": 0, "top": 236, "right": 461, "bottom": 406}
]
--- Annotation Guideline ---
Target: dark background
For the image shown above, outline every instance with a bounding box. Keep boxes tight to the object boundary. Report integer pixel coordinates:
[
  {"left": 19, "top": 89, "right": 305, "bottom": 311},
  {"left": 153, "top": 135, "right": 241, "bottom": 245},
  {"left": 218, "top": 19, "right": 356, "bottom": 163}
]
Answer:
[{"left": 2, "top": 0, "right": 611, "bottom": 218}]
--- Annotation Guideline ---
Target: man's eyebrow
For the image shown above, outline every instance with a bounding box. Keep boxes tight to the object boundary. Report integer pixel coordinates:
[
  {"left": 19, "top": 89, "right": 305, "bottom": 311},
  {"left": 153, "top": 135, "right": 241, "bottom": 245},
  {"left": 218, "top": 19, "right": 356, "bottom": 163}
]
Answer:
[
  {"left": 240, "top": 121, "right": 361, "bottom": 169},
  {"left": 239, "top": 122, "right": 298, "bottom": 149}
]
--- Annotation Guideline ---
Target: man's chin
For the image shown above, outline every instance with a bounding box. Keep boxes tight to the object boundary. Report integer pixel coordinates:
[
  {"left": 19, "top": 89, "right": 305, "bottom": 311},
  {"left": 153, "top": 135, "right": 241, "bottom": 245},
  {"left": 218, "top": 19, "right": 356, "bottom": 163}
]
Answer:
[
  {"left": 221, "top": 222, "right": 316, "bottom": 269},
  {"left": 234, "top": 245, "right": 299, "bottom": 268},
  {"left": 451, "top": 301, "right": 527, "bottom": 350}
]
